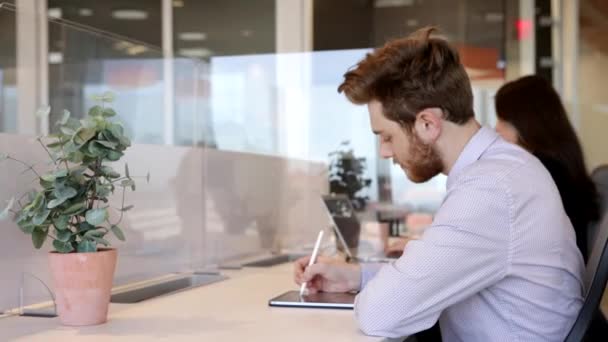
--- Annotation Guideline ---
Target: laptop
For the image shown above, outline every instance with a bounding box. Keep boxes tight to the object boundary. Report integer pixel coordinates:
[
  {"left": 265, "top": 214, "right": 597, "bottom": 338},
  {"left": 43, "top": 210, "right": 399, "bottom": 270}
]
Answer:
[{"left": 322, "top": 194, "right": 395, "bottom": 263}]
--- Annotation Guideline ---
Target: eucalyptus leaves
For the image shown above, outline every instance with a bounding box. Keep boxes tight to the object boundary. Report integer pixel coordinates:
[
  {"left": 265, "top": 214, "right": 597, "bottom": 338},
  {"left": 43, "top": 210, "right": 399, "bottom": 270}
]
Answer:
[{"left": 0, "top": 92, "right": 147, "bottom": 253}]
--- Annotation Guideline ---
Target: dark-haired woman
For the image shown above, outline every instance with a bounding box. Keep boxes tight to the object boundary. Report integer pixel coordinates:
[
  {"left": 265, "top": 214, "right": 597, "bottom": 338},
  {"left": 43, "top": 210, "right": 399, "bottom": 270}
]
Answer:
[{"left": 494, "top": 75, "right": 600, "bottom": 262}]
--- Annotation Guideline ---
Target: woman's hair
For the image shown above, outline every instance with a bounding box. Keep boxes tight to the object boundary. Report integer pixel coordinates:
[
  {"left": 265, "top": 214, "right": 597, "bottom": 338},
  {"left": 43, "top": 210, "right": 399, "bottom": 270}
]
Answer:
[
  {"left": 338, "top": 27, "right": 474, "bottom": 129},
  {"left": 495, "top": 76, "right": 583, "bottom": 168},
  {"left": 495, "top": 74, "right": 599, "bottom": 221}
]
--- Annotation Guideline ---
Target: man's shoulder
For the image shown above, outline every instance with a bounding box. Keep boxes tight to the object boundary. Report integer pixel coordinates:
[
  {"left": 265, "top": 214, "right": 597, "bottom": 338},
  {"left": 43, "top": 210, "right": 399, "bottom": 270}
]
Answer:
[
  {"left": 455, "top": 140, "right": 537, "bottom": 186},
  {"left": 462, "top": 140, "right": 534, "bottom": 179},
  {"left": 437, "top": 140, "right": 550, "bottom": 229}
]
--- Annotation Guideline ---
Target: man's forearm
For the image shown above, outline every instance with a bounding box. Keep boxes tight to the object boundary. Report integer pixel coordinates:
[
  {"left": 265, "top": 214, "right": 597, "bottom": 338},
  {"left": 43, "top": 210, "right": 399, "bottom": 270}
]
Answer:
[{"left": 359, "top": 263, "right": 384, "bottom": 290}]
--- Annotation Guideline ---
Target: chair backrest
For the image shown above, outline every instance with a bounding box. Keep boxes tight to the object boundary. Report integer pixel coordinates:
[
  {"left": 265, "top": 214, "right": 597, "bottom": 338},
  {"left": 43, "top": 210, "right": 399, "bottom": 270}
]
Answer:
[
  {"left": 564, "top": 214, "right": 608, "bottom": 341},
  {"left": 592, "top": 165, "right": 608, "bottom": 216},
  {"left": 587, "top": 165, "right": 608, "bottom": 259}
]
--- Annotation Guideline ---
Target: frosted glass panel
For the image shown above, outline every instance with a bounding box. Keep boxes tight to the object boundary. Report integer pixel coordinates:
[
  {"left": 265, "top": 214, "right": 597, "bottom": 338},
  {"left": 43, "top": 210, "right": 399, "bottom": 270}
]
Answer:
[{"left": 0, "top": 5, "right": 208, "bottom": 313}]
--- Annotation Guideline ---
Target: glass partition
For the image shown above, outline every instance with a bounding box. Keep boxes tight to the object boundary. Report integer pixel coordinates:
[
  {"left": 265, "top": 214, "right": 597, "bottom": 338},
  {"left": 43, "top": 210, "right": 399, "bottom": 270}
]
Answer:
[
  {"left": 0, "top": 3, "right": 209, "bottom": 313},
  {"left": 202, "top": 48, "right": 505, "bottom": 263},
  {"left": 185, "top": 1, "right": 508, "bottom": 264}
]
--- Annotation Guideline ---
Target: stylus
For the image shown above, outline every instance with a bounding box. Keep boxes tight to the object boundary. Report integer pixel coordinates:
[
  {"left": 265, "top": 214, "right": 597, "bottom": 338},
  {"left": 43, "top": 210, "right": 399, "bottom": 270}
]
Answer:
[{"left": 299, "top": 229, "right": 324, "bottom": 296}]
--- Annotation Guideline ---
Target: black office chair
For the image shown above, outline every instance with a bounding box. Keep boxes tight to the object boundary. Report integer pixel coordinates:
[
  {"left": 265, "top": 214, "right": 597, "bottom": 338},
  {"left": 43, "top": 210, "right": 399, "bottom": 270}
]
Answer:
[
  {"left": 592, "top": 165, "right": 608, "bottom": 215},
  {"left": 564, "top": 214, "right": 608, "bottom": 341},
  {"left": 587, "top": 165, "right": 608, "bottom": 268}
]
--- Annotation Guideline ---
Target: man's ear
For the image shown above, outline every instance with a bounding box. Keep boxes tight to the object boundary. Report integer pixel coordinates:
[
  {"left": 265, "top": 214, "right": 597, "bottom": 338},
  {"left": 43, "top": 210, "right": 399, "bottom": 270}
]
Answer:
[{"left": 414, "top": 108, "right": 443, "bottom": 143}]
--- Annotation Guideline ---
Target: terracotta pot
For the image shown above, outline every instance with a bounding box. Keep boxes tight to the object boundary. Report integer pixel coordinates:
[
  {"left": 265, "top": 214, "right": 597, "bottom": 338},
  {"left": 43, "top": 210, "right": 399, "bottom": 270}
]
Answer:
[{"left": 48, "top": 248, "right": 117, "bottom": 326}]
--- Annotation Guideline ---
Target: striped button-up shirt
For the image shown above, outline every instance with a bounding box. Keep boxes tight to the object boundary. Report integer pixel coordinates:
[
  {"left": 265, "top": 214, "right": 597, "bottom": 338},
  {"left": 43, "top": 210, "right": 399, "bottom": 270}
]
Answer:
[{"left": 356, "top": 126, "right": 584, "bottom": 341}]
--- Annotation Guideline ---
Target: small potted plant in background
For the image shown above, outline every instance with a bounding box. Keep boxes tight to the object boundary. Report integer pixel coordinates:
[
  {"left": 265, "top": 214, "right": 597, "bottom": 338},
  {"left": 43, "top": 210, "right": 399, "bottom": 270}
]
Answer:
[
  {"left": 0, "top": 92, "right": 146, "bottom": 326},
  {"left": 328, "top": 140, "right": 372, "bottom": 211}
]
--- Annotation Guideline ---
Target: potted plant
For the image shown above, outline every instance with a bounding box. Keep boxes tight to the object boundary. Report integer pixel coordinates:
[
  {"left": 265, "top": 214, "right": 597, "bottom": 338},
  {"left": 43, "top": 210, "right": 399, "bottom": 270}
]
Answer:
[
  {"left": 0, "top": 92, "right": 145, "bottom": 326},
  {"left": 328, "top": 140, "right": 372, "bottom": 211}
]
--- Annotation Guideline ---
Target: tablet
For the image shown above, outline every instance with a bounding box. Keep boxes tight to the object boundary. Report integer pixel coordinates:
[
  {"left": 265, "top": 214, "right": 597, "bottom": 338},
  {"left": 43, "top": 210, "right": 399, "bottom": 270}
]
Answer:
[{"left": 268, "top": 290, "right": 356, "bottom": 309}]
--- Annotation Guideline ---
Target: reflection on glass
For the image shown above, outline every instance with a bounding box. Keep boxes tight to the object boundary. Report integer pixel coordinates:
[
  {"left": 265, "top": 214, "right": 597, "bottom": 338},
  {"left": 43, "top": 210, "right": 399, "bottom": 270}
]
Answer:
[
  {"left": 206, "top": 48, "right": 504, "bottom": 219},
  {"left": 208, "top": 49, "right": 378, "bottom": 200},
  {"left": 45, "top": 4, "right": 210, "bottom": 147}
]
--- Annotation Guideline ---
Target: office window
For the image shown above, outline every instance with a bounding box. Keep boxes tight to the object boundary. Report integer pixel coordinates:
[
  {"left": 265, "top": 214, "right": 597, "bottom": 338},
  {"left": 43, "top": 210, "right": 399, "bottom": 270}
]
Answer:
[
  {"left": 46, "top": 0, "right": 165, "bottom": 144},
  {"left": 173, "top": 0, "right": 275, "bottom": 58},
  {"left": 47, "top": 0, "right": 161, "bottom": 46},
  {"left": 0, "top": 3, "right": 17, "bottom": 133}
]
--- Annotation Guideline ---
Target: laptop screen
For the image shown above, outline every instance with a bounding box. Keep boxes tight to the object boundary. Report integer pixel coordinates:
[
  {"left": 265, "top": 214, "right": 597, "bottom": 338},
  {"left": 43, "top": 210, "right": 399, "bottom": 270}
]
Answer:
[{"left": 321, "top": 195, "right": 395, "bottom": 263}]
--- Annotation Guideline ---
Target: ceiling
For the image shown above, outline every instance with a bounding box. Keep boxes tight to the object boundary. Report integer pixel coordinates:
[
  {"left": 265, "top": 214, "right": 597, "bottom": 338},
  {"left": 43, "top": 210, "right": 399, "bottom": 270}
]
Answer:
[
  {"left": 43, "top": 0, "right": 504, "bottom": 57},
  {"left": 47, "top": 0, "right": 275, "bottom": 58},
  {"left": 2, "top": 0, "right": 511, "bottom": 83}
]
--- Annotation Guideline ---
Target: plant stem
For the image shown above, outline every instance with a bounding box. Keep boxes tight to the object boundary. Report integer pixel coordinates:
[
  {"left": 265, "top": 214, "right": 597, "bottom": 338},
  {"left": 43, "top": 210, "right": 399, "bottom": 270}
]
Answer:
[
  {"left": 59, "top": 145, "right": 70, "bottom": 171},
  {"left": 16, "top": 190, "right": 32, "bottom": 205},
  {"left": 86, "top": 175, "right": 96, "bottom": 210},
  {"left": 7, "top": 157, "right": 41, "bottom": 178},
  {"left": 36, "top": 137, "right": 58, "bottom": 166},
  {"left": 52, "top": 136, "right": 70, "bottom": 171},
  {"left": 111, "top": 186, "right": 127, "bottom": 226},
  {"left": 73, "top": 216, "right": 81, "bottom": 231},
  {"left": 19, "top": 163, "right": 39, "bottom": 175}
]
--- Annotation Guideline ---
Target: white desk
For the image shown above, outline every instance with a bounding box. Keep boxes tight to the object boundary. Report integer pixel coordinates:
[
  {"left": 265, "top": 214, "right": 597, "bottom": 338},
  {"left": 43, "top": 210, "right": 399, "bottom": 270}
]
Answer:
[{"left": 0, "top": 263, "right": 387, "bottom": 342}]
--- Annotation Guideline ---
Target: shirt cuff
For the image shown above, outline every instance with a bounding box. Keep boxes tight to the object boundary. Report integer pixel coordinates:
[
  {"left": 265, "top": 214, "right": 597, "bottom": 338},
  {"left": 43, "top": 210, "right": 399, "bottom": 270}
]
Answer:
[{"left": 359, "top": 263, "right": 384, "bottom": 290}]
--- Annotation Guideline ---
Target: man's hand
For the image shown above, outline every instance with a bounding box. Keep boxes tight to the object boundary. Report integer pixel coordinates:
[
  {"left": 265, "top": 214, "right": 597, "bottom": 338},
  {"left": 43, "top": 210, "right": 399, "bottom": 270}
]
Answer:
[{"left": 293, "top": 255, "right": 361, "bottom": 294}]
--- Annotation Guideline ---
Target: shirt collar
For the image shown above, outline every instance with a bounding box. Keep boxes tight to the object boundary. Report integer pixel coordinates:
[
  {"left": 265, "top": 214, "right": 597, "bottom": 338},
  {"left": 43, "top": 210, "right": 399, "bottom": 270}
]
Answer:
[{"left": 446, "top": 126, "right": 499, "bottom": 189}]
